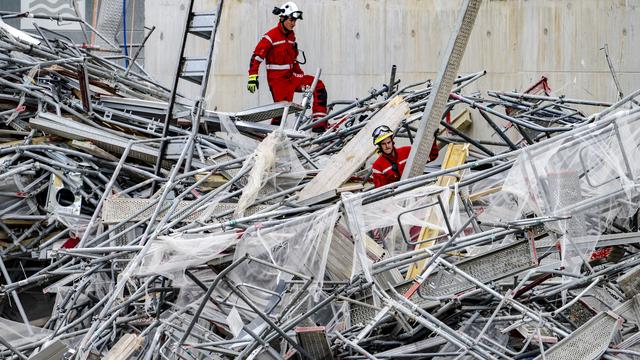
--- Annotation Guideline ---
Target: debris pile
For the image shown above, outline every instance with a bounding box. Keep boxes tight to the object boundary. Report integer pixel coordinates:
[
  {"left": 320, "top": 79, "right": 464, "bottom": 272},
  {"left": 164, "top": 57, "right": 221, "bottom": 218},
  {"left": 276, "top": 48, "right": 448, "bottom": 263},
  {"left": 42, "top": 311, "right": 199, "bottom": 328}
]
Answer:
[{"left": 2, "top": 10, "right": 640, "bottom": 360}]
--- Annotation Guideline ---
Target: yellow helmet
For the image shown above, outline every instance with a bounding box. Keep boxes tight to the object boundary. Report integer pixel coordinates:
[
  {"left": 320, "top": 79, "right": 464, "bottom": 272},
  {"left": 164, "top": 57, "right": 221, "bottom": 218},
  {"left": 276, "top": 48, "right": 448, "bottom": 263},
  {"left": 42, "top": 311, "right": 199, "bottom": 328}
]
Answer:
[{"left": 372, "top": 125, "right": 394, "bottom": 145}]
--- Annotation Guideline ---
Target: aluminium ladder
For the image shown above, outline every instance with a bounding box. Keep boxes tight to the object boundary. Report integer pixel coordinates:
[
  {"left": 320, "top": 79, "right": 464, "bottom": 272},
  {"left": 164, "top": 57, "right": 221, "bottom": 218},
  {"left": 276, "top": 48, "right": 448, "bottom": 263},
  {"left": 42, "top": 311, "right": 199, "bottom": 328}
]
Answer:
[{"left": 152, "top": 0, "right": 224, "bottom": 188}]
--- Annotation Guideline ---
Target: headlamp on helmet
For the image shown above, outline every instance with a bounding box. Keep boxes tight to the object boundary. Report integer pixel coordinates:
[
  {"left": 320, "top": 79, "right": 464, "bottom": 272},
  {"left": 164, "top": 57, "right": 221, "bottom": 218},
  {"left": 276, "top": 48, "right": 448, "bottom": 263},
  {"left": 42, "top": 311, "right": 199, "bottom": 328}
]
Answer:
[
  {"left": 272, "top": 2, "right": 303, "bottom": 20},
  {"left": 372, "top": 125, "right": 394, "bottom": 145}
]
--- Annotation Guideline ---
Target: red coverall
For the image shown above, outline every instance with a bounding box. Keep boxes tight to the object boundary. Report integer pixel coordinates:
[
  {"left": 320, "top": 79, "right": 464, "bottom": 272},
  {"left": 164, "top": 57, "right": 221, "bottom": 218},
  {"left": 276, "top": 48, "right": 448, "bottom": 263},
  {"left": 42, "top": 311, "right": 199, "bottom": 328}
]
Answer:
[
  {"left": 249, "top": 22, "right": 328, "bottom": 130},
  {"left": 371, "top": 144, "right": 438, "bottom": 245},
  {"left": 371, "top": 144, "right": 439, "bottom": 188}
]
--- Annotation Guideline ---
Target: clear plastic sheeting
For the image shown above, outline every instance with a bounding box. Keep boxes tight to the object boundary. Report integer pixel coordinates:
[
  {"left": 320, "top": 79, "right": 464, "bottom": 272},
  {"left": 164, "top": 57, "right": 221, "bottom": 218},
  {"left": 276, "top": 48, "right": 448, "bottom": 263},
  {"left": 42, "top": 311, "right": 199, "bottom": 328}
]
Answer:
[
  {"left": 229, "top": 204, "right": 339, "bottom": 315},
  {"left": 501, "top": 110, "right": 640, "bottom": 274},
  {"left": 135, "top": 230, "right": 239, "bottom": 285},
  {"left": 0, "top": 317, "right": 51, "bottom": 348},
  {"left": 471, "top": 171, "right": 524, "bottom": 226},
  {"left": 218, "top": 112, "right": 258, "bottom": 157},
  {"left": 342, "top": 186, "right": 466, "bottom": 281},
  {"left": 235, "top": 129, "right": 305, "bottom": 217},
  {"left": 50, "top": 213, "right": 98, "bottom": 244}
]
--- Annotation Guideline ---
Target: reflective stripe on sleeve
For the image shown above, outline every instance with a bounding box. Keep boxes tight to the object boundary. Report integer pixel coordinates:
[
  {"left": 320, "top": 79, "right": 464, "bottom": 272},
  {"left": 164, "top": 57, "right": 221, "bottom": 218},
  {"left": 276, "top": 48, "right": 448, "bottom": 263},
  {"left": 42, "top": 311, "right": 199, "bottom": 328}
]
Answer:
[
  {"left": 381, "top": 166, "right": 394, "bottom": 174},
  {"left": 266, "top": 64, "right": 293, "bottom": 70}
]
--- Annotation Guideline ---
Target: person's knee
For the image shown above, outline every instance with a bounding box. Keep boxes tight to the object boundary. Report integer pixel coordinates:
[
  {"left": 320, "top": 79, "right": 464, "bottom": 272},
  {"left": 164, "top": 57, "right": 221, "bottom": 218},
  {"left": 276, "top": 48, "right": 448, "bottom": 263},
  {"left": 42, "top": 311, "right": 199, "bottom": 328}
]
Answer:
[{"left": 315, "top": 84, "right": 328, "bottom": 106}]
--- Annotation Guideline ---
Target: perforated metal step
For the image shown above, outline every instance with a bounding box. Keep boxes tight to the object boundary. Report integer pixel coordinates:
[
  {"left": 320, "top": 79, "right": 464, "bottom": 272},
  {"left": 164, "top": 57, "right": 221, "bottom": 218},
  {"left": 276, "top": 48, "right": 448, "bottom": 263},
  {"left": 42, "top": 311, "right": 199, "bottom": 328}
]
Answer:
[
  {"left": 102, "top": 198, "right": 266, "bottom": 224},
  {"left": 534, "top": 311, "right": 621, "bottom": 360},
  {"left": 233, "top": 102, "right": 303, "bottom": 123},
  {"left": 418, "top": 238, "right": 537, "bottom": 297}
]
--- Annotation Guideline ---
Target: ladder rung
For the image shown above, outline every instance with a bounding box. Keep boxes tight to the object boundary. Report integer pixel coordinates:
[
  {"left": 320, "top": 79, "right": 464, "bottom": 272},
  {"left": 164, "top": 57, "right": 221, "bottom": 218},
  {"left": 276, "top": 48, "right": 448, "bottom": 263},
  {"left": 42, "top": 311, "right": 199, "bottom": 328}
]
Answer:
[
  {"left": 180, "top": 58, "right": 207, "bottom": 84},
  {"left": 188, "top": 13, "right": 216, "bottom": 39}
]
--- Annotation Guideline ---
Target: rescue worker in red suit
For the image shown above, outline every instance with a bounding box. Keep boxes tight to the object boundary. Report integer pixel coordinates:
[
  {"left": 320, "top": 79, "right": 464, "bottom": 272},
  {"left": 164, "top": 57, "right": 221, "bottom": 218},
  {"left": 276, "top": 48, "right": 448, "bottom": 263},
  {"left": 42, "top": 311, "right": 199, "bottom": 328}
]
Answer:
[
  {"left": 370, "top": 126, "right": 439, "bottom": 246},
  {"left": 247, "top": 2, "right": 328, "bottom": 132},
  {"left": 371, "top": 125, "right": 439, "bottom": 188}
]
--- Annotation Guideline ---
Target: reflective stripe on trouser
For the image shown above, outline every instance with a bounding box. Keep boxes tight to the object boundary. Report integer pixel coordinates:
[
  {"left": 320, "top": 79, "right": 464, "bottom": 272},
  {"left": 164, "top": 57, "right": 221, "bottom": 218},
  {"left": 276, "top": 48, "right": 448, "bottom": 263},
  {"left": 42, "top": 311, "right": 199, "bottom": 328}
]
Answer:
[{"left": 268, "top": 74, "right": 328, "bottom": 129}]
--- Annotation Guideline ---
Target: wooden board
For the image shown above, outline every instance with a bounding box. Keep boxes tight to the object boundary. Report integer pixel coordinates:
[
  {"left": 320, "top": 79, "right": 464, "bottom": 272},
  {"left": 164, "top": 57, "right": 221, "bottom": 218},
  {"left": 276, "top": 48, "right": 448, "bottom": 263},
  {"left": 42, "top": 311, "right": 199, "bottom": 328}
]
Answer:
[
  {"left": 297, "top": 96, "right": 410, "bottom": 201},
  {"left": 194, "top": 173, "right": 228, "bottom": 191},
  {"left": 405, "top": 143, "right": 469, "bottom": 280},
  {"left": 102, "top": 333, "right": 144, "bottom": 360},
  {"left": 70, "top": 140, "right": 119, "bottom": 161},
  {"left": 436, "top": 108, "right": 473, "bottom": 148},
  {"left": 0, "top": 135, "right": 53, "bottom": 149}
]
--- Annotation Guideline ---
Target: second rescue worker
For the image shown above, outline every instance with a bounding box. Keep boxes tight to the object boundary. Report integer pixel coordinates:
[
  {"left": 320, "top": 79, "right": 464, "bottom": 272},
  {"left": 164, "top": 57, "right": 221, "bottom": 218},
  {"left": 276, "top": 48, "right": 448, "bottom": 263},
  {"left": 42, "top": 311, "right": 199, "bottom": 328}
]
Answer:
[
  {"left": 371, "top": 126, "right": 439, "bottom": 188},
  {"left": 247, "top": 2, "right": 329, "bottom": 133}
]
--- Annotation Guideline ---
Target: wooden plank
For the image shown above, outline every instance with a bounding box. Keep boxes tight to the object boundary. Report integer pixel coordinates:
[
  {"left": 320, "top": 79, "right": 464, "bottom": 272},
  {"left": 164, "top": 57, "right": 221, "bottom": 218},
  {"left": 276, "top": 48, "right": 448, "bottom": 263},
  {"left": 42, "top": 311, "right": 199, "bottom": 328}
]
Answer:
[
  {"left": 468, "top": 186, "right": 501, "bottom": 202},
  {"left": 436, "top": 108, "right": 473, "bottom": 148},
  {"left": 194, "top": 173, "right": 228, "bottom": 191},
  {"left": 102, "top": 333, "right": 144, "bottom": 360},
  {"left": 0, "top": 135, "right": 53, "bottom": 149},
  {"left": 70, "top": 140, "right": 119, "bottom": 161},
  {"left": 297, "top": 96, "right": 410, "bottom": 201},
  {"left": 405, "top": 143, "right": 469, "bottom": 280}
]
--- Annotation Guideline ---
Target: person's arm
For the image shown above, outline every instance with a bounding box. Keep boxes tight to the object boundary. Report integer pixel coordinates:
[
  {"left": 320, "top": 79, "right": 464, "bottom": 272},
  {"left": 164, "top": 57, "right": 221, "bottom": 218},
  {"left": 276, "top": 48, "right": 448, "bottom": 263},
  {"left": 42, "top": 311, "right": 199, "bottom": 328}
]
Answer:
[
  {"left": 248, "top": 36, "right": 273, "bottom": 76},
  {"left": 247, "top": 36, "right": 273, "bottom": 92},
  {"left": 292, "top": 40, "right": 304, "bottom": 75},
  {"left": 371, "top": 169, "right": 386, "bottom": 188}
]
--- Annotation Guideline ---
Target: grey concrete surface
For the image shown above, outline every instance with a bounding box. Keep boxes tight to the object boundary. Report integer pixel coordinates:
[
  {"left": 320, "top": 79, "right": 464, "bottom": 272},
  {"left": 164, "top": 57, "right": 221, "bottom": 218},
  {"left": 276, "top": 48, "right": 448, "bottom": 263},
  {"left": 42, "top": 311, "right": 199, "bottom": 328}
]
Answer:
[{"left": 144, "top": 0, "right": 640, "bottom": 117}]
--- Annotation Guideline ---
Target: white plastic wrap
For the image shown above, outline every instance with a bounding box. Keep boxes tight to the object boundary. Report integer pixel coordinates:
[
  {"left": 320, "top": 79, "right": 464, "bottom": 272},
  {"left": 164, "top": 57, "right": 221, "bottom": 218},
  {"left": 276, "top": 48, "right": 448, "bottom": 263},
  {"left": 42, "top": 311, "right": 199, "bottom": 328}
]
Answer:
[
  {"left": 135, "top": 230, "right": 238, "bottom": 285},
  {"left": 229, "top": 204, "right": 339, "bottom": 314},
  {"left": 342, "top": 186, "right": 468, "bottom": 280},
  {"left": 218, "top": 113, "right": 258, "bottom": 157},
  {"left": 0, "top": 317, "right": 52, "bottom": 348},
  {"left": 500, "top": 110, "right": 640, "bottom": 274},
  {"left": 50, "top": 213, "right": 97, "bottom": 242},
  {"left": 235, "top": 130, "right": 305, "bottom": 217}
]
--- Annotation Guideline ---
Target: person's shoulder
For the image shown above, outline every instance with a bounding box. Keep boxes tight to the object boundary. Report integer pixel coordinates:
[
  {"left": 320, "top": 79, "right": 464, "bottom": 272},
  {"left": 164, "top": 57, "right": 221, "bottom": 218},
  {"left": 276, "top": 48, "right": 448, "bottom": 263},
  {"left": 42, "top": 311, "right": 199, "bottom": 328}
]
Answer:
[
  {"left": 397, "top": 146, "right": 412, "bottom": 155},
  {"left": 372, "top": 154, "right": 388, "bottom": 168},
  {"left": 264, "top": 25, "right": 281, "bottom": 37}
]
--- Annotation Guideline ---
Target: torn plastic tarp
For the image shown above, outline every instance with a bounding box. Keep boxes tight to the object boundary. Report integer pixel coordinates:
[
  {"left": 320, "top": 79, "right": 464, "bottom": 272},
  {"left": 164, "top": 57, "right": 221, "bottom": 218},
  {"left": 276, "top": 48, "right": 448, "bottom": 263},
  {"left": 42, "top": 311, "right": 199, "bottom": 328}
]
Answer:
[
  {"left": 135, "top": 230, "right": 239, "bottom": 285},
  {"left": 500, "top": 110, "right": 640, "bottom": 274},
  {"left": 235, "top": 129, "right": 305, "bottom": 217},
  {"left": 342, "top": 186, "right": 466, "bottom": 281},
  {"left": 0, "top": 316, "right": 52, "bottom": 349},
  {"left": 228, "top": 204, "right": 339, "bottom": 315},
  {"left": 218, "top": 112, "right": 258, "bottom": 157}
]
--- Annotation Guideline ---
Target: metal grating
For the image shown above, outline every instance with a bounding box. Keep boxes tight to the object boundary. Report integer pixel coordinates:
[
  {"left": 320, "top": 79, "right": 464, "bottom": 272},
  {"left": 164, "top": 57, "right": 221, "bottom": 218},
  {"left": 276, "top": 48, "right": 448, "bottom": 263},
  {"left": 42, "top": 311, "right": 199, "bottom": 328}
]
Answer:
[
  {"left": 547, "top": 171, "right": 586, "bottom": 237},
  {"left": 295, "top": 327, "right": 332, "bottom": 360},
  {"left": 403, "top": 0, "right": 482, "bottom": 179},
  {"left": 233, "top": 102, "right": 303, "bottom": 123},
  {"left": 534, "top": 311, "right": 621, "bottom": 360},
  {"left": 418, "top": 239, "right": 538, "bottom": 297},
  {"left": 102, "top": 198, "right": 266, "bottom": 224},
  {"left": 349, "top": 302, "right": 378, "bottom": 327},
  {"left": 565, "top": 299, "right": 596, "bottom": 328},
  {"left": 102, "top": 198, "right": 201, "bottom": 224},
  {"left": 612, "top": 295, "right": 640, "bottom": 326},
  {"left": 94, "top": 0, "right": 124, "bottom": 51}
]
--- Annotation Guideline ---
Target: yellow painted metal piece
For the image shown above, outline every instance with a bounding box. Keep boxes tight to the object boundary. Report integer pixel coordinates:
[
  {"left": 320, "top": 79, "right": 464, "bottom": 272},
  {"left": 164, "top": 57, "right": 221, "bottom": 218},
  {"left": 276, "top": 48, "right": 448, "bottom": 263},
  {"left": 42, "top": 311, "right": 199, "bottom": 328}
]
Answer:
[{"left": 405, "top": 143, "right": 469, "bottom": 280}]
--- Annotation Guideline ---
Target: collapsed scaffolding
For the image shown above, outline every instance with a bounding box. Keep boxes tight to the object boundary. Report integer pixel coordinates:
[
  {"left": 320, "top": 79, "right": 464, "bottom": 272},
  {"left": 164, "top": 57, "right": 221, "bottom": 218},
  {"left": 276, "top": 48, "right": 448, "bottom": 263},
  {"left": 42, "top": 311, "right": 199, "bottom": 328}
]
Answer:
[{"left": 1, "top": 4, "right": 640, "bottom": 360}]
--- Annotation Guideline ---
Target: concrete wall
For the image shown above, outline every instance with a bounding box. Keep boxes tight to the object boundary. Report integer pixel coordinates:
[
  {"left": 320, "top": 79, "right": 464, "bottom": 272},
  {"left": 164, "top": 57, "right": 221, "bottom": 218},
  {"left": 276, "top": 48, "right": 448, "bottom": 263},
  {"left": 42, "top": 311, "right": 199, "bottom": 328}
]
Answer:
[{"left": 144, "top": 0, "right": 640, "bottom": 120}]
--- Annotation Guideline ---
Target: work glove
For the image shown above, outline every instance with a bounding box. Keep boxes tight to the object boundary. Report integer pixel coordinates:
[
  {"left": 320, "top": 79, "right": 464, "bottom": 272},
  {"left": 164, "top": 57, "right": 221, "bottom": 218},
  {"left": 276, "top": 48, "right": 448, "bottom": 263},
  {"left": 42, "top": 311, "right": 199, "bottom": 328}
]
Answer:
[{"left": 247, "top": 75, "right": 259, "bottom": 93}]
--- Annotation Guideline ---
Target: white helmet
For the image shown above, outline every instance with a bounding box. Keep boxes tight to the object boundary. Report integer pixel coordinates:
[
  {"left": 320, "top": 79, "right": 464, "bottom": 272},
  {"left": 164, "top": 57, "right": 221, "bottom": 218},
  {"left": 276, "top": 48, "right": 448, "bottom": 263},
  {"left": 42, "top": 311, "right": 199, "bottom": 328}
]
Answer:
[{"left": 272, "top": 2, "right": 303, "bottom": 20}]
